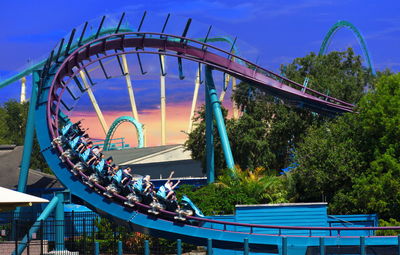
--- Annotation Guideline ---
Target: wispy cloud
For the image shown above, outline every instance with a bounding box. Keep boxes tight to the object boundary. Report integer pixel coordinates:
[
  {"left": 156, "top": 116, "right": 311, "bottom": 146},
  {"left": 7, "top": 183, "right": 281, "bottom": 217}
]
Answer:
[{"left": 364, "top": 26, "right": 400, "bottom": 40}]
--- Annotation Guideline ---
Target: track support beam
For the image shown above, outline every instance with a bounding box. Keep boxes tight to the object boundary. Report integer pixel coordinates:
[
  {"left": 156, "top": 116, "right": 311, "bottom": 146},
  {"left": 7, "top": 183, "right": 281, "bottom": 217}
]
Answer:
[
  {"left": 188, "top": 67, "right": 201, "bottom": 133},
  {"left": 80, "top": 70, "right": 109, "bottom": 135},
  {"left": 121, "top": 54, "right": 140, "bottom": 122},
  {"left": 205, "top": 76, "right": 214, "bottom": 184},
  {"left": 17, "top": 71, "right": 39, "bottom": 194},
  {"left": 13, "top": 195, "right": 60, "bottom": 255},
  {"left": 205, "top": 65, "right": 235, "bottom": 180},
  {"left": 160, "top": 55, "right": 166, "bottom": 145}
]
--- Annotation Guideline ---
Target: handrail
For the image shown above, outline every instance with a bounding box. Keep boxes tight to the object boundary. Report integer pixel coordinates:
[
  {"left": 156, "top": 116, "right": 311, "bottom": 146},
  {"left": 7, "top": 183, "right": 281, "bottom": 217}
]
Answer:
[{"left": 0, "top": 31, "right": 239, "bottom": 89}]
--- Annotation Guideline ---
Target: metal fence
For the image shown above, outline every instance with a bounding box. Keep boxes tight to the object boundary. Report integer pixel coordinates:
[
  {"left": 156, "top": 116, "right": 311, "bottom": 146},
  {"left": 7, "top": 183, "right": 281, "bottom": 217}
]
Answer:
[
  {"left": 2, "top": 212, "right": 399, "bottom": 254},
  {"left": 0, "top": 211, "right": 197, "bottom": 255}
]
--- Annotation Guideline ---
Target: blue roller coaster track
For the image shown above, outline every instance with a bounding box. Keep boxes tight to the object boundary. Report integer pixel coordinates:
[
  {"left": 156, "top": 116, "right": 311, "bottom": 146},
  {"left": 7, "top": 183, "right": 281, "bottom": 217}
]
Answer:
[{"left": 103, "top": 116, "right": 144, "bottom": 150}]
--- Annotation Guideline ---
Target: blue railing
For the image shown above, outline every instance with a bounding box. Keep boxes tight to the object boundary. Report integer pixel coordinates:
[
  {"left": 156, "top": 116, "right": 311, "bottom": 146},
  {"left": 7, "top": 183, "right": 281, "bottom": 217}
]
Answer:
[{"left": 91, "top": 137, "right": 129, "bottom": 150}]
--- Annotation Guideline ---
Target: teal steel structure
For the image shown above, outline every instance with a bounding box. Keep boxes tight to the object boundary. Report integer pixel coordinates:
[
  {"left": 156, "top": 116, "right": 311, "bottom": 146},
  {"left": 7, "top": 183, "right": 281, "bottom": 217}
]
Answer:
[
  {"left": 13, "top": 191, "right": 64, "bottom": 255},
  {"left": 16, "top": 72, "right": 39, "bottom": 194},
  {"left": 319, "top": 20, "right": 376, "bottom": 76},
  {"left": 205, "top": 65, "right": 235, "bottom": 180},
  {"left": 103, "top": 116, "right": 144, "bottom": 150}
]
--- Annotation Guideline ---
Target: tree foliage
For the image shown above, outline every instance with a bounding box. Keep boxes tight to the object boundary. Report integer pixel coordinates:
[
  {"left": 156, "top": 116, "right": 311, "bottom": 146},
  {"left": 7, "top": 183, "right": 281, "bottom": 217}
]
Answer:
[
  {"left": 293, "top": 73, "right": 400, "bottom": 220},
  {"left": 283, "top": 48, "right": 372, "bottom": 103},
  {"left": 177, "top": 167, "right": 287, "bottom": 215},
  {"left": 185, "top": 48, "right": 371, "bottom": 174},
  {"left": 0, "top": 100, "right": 50, "bottom": 173}
]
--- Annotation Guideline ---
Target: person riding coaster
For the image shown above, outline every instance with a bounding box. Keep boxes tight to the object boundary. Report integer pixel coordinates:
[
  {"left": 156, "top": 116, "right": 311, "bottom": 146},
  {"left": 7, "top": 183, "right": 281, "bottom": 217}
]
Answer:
[
  {"left": 104, "top": 167, "right": 133, "bottom": 198},
  {"left": 53, "top": 121, "right": 88, "bottom": 147},
  {"left": 124, "top": 177, "right": 144, "bottom": 207},
  {"left": 86, "top": 160, "right": 115, "bottom": 188},
  {"left": 127, "top": 175, "right": 159, "bottom": 209},
  {"left": 70, "top": 144, "right": 102, "bottom": 176},
  {"left": 70, "top": 148, "right": 91, "bottom": 175},
  {"left": 60, "top": 137, "right": 92, "bottom": 163},
  {"left": 52, "top": 121, "right": 75, "bottom": 147},
  {"left": 148, "top": 171, "right": 181, "bottom": 215}
]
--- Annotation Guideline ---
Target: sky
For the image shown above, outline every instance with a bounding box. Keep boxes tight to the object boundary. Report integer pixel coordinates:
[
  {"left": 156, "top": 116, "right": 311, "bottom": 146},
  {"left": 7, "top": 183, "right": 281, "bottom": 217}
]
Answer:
[{"left": 0, "top": 0, "right": 399, "bottom": 146}]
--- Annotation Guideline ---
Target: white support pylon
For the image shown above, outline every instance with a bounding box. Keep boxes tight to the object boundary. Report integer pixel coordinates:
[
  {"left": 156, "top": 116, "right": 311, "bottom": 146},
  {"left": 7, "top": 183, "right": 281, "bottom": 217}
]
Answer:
[
  {"left": 232, "top": 76, "right": 239, "bottom": 119},
  {"left": 121, "top": 54, "right": 140, "bottom": 122},
  {"left": 20, "top": 77, "right": 26, "bottom": 103},
  {"left": 188, "top": 67, "right": 201, "bottom": 133},
  {"left": 79, "top": 70, "right": 109, "bottom": 135},
  {"left": 219, "top": 74, "right": 230, "bottom": 102},
  {"left": 160, "top": 55, "right": 166, "bottom": 145}
]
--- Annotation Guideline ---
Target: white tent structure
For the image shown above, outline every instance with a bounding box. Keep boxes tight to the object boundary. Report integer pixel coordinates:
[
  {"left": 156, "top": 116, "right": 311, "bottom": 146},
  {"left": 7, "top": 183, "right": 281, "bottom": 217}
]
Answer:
[{"left": 0, "top": 186, "right": 49, "bottom": 212}]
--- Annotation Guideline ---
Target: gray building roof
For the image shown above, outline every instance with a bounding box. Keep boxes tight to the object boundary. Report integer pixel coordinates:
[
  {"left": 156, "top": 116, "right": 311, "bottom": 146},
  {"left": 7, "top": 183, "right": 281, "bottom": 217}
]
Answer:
[
  {"left": 0, "top": 146, "right": 63, "bottom": 190},
  {"left": 103, "top": 144, "right": 204, "bottom": 179}
]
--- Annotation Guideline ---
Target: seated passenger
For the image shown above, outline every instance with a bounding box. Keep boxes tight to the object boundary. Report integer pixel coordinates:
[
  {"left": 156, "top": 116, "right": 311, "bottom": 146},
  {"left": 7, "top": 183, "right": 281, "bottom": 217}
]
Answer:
[
  {"left": 76, "top": 134, "right": 90, "bottom": 153},
  {"left": 143, "top": 175, "right": 155, "bottom": 195},
  {"left": 67, "top": 121, "right": 85, "bottom": 140},
  {"left": 108, "top": 164, "right": 119, "bottom": 178},
  {"left": 121, "top": 167, "right": 133, "bottom": 186},
  {"left": 102, "top": 156, "right": 113, "bottom": 175},
  {"left": 164, "top": 171, "right": 181, "bottom": 201},
  {"left": 86, "top": 145, "right": 103, "bottom": 165}
]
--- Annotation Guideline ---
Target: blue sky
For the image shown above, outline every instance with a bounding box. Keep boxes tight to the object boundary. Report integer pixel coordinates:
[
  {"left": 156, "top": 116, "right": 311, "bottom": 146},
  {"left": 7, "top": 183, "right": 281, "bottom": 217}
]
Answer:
[
  {"left": 0, "top": 0, "right": 398, "bottom": 145},
  {"left": 0, "top": 0, "right": 399, "bottom": 103}
]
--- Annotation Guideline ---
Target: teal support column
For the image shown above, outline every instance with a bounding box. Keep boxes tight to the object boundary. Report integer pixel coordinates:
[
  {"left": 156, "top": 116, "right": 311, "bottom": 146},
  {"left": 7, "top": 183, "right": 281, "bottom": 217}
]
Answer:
[
  {"left": 118, "top": 240, "right": 122, "bottom": 255},
  {"left": 281, "top": 237, "right": 287, "bottom": 255},
  {"left": 397, "top": 235, "right": 400, "bottom": 255},
  {"left": 144, "top": 240, "right": 150, "bottom": 255},
  {"left": 244, "top": 238, "right": 249, "bottom": 255},
  {"left": 319, "top": 237, "right": 325, "bottom": 255},
  {"left": 207, "top": 238, "right": 213, "bottom": 255},
  {"left": 205, "top": 78, "right": 215, "bottom": 183},
  {"left": 55, "top": 192, "right": 65, "bottom": 251},
  {"left": 177, "top": 239, "right": 182, "bottom": 255},
  {"left": 13, "top": 196, "right": 59, "bottom": 255},
  {"left": 204, "top": 66, "right": 235, "bottom": 171},
  {"left": 17, "top": 71, "right": 39, "bottom": 193},
  {"left": 360, "top": 236, "right": 366, "bottom": 255},
  {"left": 95, "top": 242, "right": 99, "bottom": 255}
]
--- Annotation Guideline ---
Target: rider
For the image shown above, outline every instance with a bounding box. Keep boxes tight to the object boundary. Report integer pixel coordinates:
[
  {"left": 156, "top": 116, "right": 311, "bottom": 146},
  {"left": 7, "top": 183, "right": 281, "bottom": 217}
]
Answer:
[
  {"left": 121, "top": 167, "right": 133, "bottom": 186},
  {"left": 164, "top": 171, "right": 181, "bottom": 201},
  {"left": 86, "top": 145, "right": 103, "bottom": 165},
  {"left": 76, "top": 134, "right": 90, "bottom": 153},
  {"left": 102, "top": 156, "right": 114, "bottom": 176},
  {"left": 143, "top": 175, "right": 155, "bottom": 195}
]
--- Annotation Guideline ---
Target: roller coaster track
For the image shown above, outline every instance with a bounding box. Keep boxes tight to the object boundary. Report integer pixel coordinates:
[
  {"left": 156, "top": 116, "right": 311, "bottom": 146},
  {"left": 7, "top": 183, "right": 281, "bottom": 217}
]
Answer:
[
  {"left": 29, "top": 17, "right": 400, "bottom": 253},
  {"left": 319, "top": 20, "right": 376, "bottom": 76},
  {"left": 103, "top": 116, "right": 144, "bottom": 150},
  {"left": 0, "top": 31, "right": 239, "bottom": 89}
]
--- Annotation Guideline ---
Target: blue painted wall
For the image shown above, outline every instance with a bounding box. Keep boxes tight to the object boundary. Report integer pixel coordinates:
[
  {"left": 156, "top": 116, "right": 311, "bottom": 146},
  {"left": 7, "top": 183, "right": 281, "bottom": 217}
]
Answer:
[
  {"left": 235, "top": 203, "right": 329, "bottom": 236},
  {"left": 328, "top": 214, "right": 378, "bottom": 236}
]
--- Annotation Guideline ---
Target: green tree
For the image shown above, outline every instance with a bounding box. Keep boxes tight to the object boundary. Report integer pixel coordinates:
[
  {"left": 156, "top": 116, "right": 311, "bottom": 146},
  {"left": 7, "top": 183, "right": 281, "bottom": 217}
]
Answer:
[
  {"left": 184, "top": 106, "right": 232, "bottom": 174},
  {"left": 0, "top": 100, "right": 50, "bottom": 173},
  {"left": 177, "top": 167, "right": 287, "bottom": 215},
  {"left": 293, "top": 73, "right": 400, "bottom": 220},
  {"left": 283, "top": 48, "right": 372, "bottom": 103},
  {"left": 0, "top": 100, "right": 28, "bottom": 144},
  {"left": 291, "top": 114, "right": 364, "bottom": 203},
  {"left": 185, "top": 49, "right": 371, "bottom": 175}
]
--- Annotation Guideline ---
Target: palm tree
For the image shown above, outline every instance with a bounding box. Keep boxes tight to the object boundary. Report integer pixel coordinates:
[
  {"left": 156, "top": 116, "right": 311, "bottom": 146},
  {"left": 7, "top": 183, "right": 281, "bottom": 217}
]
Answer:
[{"left": 215, "top": 166, "right": 287, "bottom": 204}]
